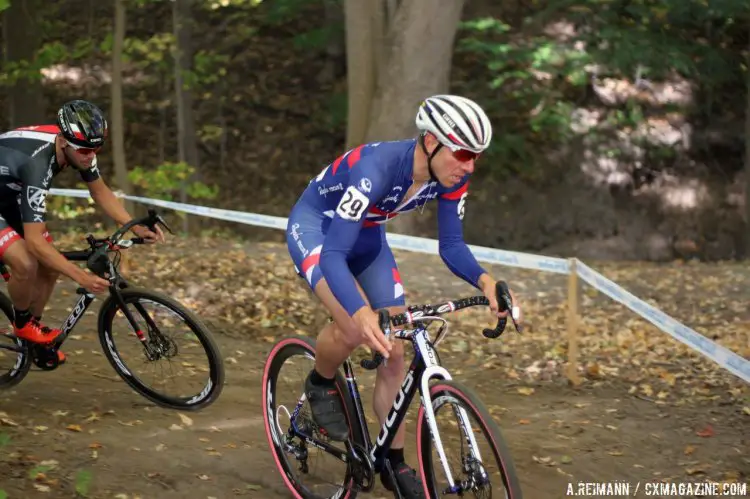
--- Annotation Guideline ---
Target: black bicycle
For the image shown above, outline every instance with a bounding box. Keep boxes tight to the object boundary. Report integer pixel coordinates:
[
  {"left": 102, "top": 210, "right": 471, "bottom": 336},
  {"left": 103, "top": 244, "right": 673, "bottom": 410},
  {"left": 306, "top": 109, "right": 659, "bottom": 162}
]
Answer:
[
  {"left": 0, "top": 209, "right": 224, "bottom": 411},
  {"left": 263, "top": 281, "right": 524, "bottom": 498}
]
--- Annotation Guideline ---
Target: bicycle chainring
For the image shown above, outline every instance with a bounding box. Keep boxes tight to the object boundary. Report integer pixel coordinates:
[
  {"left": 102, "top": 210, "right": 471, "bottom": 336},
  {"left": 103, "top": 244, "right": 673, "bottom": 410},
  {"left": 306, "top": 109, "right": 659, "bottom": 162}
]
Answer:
[
  {"left": 348, "top": 442, "right": 375, "bottom": 492},
  {"left": 31, "top": 345, "right": 60, "bottom": 371}
]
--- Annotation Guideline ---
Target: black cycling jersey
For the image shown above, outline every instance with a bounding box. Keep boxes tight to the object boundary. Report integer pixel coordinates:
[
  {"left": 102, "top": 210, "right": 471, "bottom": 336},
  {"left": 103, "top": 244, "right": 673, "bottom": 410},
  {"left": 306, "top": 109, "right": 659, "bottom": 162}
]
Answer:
[{"left": 0, "top": 125, "right": 100, "bottom": 225}]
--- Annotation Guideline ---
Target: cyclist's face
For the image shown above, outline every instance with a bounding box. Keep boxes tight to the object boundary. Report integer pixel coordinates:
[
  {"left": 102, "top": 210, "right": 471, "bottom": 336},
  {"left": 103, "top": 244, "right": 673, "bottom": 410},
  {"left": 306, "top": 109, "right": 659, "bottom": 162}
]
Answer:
[
  {"left": 434, "top": 144, "right": 476, "bottom": 187},
  {"left": 63, "top": 142, "right": 100, "bottom": 169}
]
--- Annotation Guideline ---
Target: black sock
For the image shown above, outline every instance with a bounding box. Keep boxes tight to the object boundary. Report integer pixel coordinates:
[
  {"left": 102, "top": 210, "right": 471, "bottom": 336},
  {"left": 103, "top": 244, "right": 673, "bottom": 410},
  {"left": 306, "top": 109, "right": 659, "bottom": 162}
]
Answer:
[
  {"left": 13, "top": 308, "right": 31, "bottom": 328},
  {"left": 309, "top": 368, "right": 335, "bottom": 386},
  {"left": 387, "top": 447, "right": 405, "bottom": 466}
]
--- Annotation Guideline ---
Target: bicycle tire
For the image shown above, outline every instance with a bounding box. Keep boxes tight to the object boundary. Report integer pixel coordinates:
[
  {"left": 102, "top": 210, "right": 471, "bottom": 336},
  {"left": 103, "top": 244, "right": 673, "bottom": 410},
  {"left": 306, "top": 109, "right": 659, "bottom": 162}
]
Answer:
[
  {"left": 262, "top": 335, "right": 365, "bottom": 499},
  {"left": 97, "top": 287, "right": 224, "bottom": 410},
  {"left": 0, "top": 291, "right": 30, "bottom": 389},
  {"left": 416, "top": 379, "right": 523, "bottom": 499}
]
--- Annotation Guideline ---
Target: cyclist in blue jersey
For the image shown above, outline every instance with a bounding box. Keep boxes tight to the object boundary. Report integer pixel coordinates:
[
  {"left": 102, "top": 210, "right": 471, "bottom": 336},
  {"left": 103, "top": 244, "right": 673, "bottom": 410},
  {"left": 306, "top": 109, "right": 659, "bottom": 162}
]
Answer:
[{"left": 286, "top": 94, "right": 522, "bottom": 497}]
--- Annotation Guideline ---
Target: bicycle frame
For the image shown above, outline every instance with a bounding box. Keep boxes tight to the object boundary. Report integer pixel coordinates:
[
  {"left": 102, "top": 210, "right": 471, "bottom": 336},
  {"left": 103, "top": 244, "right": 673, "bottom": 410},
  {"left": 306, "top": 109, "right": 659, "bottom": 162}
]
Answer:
[
  {"left": 0, "top": 251, "right": 160, "bottom": 357},
  {"left": 286, "top": 320, "right": 486, "bottom": 491}
]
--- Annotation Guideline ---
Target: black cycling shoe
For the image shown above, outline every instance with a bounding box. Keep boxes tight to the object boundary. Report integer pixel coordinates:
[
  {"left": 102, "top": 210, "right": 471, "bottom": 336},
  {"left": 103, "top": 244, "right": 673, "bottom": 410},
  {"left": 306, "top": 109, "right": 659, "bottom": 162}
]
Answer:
[
  {"left": 304, "top": 370, "right": 349, "bottom": 441},
  {"left": 381, "top": 462, "right": 425, "bottom": 499}
]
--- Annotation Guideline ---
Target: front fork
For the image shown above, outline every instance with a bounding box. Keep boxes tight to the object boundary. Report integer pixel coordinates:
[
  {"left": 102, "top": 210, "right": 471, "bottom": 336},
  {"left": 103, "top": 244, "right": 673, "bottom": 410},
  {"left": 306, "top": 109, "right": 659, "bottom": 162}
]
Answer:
[{"left": 415, "top": 334, "right": 486, "bottom": 492}]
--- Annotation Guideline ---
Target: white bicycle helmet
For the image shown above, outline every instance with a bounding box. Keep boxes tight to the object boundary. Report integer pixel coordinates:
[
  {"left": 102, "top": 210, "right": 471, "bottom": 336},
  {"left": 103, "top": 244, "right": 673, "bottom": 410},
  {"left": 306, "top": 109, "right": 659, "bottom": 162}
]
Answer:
[{"left": 415, "top": 95, "right": 492, "bottom": 153}]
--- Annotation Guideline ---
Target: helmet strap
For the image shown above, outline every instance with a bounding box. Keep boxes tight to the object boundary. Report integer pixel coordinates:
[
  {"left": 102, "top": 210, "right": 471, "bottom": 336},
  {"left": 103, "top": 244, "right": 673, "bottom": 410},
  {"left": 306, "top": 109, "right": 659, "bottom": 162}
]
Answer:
[{"left": 418, "top": 133, "right": 441, "bottom": 182}]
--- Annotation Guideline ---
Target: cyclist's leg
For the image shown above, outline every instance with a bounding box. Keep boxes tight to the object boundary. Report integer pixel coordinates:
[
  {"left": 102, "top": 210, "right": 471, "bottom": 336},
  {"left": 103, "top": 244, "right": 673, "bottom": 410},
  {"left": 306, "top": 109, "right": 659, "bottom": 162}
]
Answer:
[
  {"left": 0, "top": 204, "right": 62, "bottom": 348},
  {"left": 287, "top": 215, "right": 377, "bottom": 440},
  {"left": 0, "top": 205, "right": 38, "bottom": 316},
  {"left": 29, "top": 230, "right": 59, "bottom": 320},
  {"left": 352, "top": 229, "right": 423, "bottom": 497}
]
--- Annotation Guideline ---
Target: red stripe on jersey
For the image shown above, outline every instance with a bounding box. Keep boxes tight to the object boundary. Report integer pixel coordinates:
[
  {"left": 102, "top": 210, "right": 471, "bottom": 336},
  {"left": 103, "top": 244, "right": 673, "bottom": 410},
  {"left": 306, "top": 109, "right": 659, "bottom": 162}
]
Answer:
[
  {"left": 331, "top": 145, "right": 365, "bottom": 175},
  {"left": 368, "top": 205, "right": 389, "bottom": 216},
  {"left": 346, "top": 145, "right": 363, "bottom": 169},
  {"left": 392, "top": 268, "right": 402, "bottom": 284},
  {"left": 16, "top": 125, "right": 60, "bottom": 135},
  {"left": 301, "top": 253, "right": 320, "bottom": 274},
  {"left": 441, "top": 181, "right": 469, "bottom": 200}
]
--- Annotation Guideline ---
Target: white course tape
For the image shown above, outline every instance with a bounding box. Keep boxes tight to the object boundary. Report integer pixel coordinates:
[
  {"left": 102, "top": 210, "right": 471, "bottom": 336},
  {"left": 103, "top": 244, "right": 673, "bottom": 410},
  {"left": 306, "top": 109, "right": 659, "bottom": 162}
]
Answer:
[
  {"left": 49, "top": 188, "right": 749, "bottom": 383},
  {"left": 576, "top": 260, "right": 750, "bottom": 384}
]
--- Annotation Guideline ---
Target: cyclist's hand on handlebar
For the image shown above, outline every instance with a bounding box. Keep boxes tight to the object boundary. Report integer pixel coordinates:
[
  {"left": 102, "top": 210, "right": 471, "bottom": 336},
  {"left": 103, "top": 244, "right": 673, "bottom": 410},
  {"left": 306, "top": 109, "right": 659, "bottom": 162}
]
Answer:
[
  {"left": 79, "top": 271, "right": 110, "bottom": 294},
  {"left": 482, "top": 278, "right": 522, "bottom": 324},
  {"left": 352, "top": 306, "right": 392, "bottom": 360},
  {"left": 132, "top": 224, "right": 165, "bottom": 244}
]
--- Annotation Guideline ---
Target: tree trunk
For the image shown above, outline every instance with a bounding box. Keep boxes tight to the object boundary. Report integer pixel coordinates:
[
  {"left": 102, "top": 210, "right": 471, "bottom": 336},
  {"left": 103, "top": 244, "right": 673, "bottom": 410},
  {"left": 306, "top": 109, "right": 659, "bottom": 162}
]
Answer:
[
  {"left": 365, "top": 0, "right": 466, "bottom": 234},
  {"left": 344, "top": 0, "right": 379, "bottom": 149},
  {"left": 173, "top": 0, "right": 199, "bottom": 232},
  {"left": 744, "top": 31, "right": 750, "bottom": 259},
  {"left": 111, "top": 0, "right": 134, "bottom": 212},
  {"left": 365, "top": 0, "right": 465, "bottom": 142},
  {"left": 3, "top": 0, "right": 44, "bottom": 128}
]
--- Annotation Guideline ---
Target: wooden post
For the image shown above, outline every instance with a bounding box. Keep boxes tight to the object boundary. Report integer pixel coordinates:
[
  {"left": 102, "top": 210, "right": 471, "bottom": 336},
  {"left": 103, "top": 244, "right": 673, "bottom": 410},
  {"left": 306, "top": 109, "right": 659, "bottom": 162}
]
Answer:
[{"left": 566, "top": 258, "right": 582, "bottom": 386}]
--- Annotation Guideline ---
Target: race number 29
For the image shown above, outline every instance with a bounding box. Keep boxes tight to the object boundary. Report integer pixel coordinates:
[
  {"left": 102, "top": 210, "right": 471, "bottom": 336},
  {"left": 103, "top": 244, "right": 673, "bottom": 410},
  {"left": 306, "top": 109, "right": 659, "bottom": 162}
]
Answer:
[{"left": 336, "top": 185, "right": 369, "bottom": 221}]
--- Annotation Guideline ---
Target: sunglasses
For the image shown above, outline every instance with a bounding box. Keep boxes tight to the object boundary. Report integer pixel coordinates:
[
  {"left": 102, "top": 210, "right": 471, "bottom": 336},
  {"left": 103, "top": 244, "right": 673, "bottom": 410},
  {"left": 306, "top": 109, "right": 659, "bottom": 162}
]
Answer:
[
  {"left": 451, "top": 148, "right": 481, "bottom": 162},
  {"left": 66, "top": 141, "right": 100, "bottom": 155}
]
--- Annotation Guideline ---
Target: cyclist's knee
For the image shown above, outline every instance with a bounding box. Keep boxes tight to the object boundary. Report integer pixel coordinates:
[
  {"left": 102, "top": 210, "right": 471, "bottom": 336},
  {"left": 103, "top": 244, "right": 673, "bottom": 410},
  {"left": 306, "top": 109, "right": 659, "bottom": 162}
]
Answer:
[
  {"left": 37, "top": 264, "right": 59, "bottom": 284},
  {"left": 6, "top": 251, "right": 37, "bottom": 282}
]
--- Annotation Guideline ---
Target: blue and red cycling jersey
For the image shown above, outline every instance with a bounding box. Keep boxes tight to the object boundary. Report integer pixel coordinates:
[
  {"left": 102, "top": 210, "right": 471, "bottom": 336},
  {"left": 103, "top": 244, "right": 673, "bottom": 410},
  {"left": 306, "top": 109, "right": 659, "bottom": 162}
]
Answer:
[{"left": 286, "top": 139, "right": 486, "bottom": 317}]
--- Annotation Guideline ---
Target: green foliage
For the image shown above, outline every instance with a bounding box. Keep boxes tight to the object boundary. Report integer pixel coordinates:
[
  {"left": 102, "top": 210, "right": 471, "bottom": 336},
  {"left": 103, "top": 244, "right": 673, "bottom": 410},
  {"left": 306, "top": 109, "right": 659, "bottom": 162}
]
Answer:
[
  {"left": 128, "top": 162, "right": 219, "bottom": 201},
  {"left": 459, "top": 0, "right": 749, "bottom": 178},
  {"left": 0, "top": 0, "right": 9, "bottom": 12},
  {"left": 75, "top": 470, "right": 93, "bottom": 497},
  {"left": 48, "top": 192, "right": 97, "bottom": 221}
]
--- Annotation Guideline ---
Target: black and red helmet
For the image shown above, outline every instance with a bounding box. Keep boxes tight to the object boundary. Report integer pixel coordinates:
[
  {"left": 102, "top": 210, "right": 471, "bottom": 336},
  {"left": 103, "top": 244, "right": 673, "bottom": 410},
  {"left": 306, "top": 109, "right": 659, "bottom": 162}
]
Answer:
[{"left": 56, "top": 100, "right": 108, "bottom": 148}]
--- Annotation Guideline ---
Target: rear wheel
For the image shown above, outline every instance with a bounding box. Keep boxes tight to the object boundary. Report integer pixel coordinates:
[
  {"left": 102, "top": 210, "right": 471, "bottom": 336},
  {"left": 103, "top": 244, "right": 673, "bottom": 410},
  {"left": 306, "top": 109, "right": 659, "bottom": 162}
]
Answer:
[
  {"left": 263, "top": 335, "right": 365, "bottom": 499},
  {"left": 417, "top": 379, "right": 523, "bottom": 499},
  {"left": 0, "top": 292, "right": 30, "bottom": 389}
]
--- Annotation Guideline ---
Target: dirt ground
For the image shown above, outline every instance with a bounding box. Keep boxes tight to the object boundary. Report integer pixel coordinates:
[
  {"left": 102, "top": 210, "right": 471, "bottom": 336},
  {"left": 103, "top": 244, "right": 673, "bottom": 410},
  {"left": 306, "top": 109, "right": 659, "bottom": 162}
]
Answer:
[{"left": 0, "top": 241, "right": 748, "bottom": 499}]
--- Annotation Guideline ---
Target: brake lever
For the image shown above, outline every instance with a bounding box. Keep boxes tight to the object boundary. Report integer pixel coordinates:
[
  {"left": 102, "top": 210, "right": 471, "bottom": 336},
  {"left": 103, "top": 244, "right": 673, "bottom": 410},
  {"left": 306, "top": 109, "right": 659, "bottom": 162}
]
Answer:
[
  {"left": 156, "top": 214, "right": 174, "bottom": 234},
  {"left": 360, "top": 309, "right": 391, "bottom": 370},
  {"left": 482, "top": 280, "right": 522, "bottom": 339}
]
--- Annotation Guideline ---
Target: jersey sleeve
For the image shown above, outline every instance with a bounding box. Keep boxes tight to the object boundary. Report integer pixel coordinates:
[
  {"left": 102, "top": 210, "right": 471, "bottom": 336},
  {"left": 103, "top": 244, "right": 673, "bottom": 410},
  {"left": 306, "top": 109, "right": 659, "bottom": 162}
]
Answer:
[
  {"left": 18, "top": 144, "right": 55, "bottom": 224},
  {"left": 77, "top": 156, "right": 101, "bottom": 183},
  {"left": 436, "top": 180, "right": 486, "bottom": 289},
  {"left": 319, "top": 152, "right": 392, "bottom": 317}
]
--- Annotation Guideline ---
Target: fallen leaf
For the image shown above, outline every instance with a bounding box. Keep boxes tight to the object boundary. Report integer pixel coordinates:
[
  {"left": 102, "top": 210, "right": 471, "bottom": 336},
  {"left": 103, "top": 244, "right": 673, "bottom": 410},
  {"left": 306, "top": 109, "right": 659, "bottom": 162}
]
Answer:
[
  {"left": 696, "top": 425, "right": 714, "bottom": 438},
  {"left": 34, "top": 425, "right": 48, "bottom": 432},
  {"left": 66, "top": 424, "right": 83, "bottom": 432},
  {"left": 517, "top": 387, "right": 535, "bottom": 396},
  {"left": 518, "top": 419, "right": 531, "bottom": 425},
  {"left": 89, "top": 442, "right": 103, "bottom": 449},
  {"left": 178, "top": 413, "right": 193, "bottom": 427},
  {"left": 33, "top": 484, "right": 51, "bottom": 492},
  {"left": 155, "top": 443, "right": 166, "bottom": 451},
  {"left": 197, "top": 474, "right": 211, "bottom": 480},
  {"left": 608, "top": 451, "right": 624, "bottom": 456},
  {"left": 742, "top": 407, "right": 750, "bottom": 416},
  {"left": 0, "top": 417, "right": 18, "bottom": 427},
  {"left": 560, "top": 455, "right": 572, "bottom": 464},
  {"left": 684, "top": 445, "right": 695, "bottom": 455},
  {"left": 169, "top": 424, "right": 184, "bottom": 431}
]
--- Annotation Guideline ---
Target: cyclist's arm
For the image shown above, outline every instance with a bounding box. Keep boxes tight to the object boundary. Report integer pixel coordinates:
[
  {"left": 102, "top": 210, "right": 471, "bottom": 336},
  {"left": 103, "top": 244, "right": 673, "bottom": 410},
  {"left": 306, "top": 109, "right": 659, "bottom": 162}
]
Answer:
[
  {"left": 19, "top": 152, "right": 88, "bottom": 282},
  {"left": 319, "top": 160, "right": 390, "bottom": 317},
  {"left": 436, "top": 180, "right": 487, "bottom": 289},
  {"left": 86, "top": 175, "right": 132, "bottom": 226}
]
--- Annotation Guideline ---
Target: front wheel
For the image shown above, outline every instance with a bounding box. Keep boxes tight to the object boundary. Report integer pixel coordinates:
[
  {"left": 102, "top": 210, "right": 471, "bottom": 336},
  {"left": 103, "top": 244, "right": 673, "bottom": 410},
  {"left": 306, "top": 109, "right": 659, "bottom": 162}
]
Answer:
[
  {"left": 416, "top": 379, "right": 523, "bottom": 499},
  {"left": 98, "top": 287, "right": 224, "bottom": 410}
]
